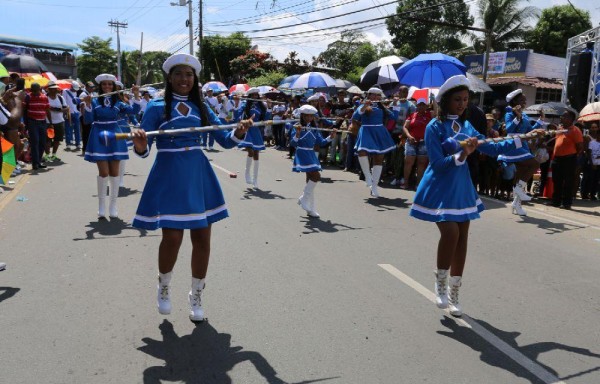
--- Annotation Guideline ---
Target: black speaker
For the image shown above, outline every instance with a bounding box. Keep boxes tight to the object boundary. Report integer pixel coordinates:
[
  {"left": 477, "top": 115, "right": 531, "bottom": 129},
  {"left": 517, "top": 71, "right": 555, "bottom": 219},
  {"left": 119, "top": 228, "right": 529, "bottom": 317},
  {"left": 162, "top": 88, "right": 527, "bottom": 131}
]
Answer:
[{"left": 567, "top": 52, "right": 592, "bottom": 110}]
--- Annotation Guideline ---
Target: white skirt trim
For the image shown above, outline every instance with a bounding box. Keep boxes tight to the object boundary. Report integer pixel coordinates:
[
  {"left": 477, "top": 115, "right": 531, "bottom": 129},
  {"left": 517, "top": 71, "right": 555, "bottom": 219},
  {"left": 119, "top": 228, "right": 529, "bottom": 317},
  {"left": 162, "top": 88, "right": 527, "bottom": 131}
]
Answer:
[
  {"left": 134, "top": 204, "right": 228, "bottom": 223},
  {"left": 411, "top": 199, "right": 483, "bottom": 217},
  {"left": 85, "top": 151, "right": 130, "bottom": 157},
  {"left": 355, "top": 144, "right": 396, "bottom": 154}
]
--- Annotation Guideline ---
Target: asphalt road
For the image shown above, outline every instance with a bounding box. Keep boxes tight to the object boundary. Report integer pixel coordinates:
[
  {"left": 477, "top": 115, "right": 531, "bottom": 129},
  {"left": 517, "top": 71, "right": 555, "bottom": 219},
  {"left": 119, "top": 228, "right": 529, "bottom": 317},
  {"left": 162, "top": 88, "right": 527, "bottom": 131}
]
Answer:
[{"left": 1, "top": 144, "right": 599, "bottom": 384}]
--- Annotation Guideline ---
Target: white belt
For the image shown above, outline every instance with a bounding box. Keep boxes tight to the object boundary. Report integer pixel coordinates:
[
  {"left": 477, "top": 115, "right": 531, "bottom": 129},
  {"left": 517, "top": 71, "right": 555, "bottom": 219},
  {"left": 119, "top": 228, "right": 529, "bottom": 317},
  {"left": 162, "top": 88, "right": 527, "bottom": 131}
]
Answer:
[
  {"left": 297, "top": 146, "right": 315, "bottom": 151},
  {"left": 157, "top": 146, "right": 203, "bottom": 153},
  {"left": 94, "top": 120, "right": 118, "bottom": 125}
]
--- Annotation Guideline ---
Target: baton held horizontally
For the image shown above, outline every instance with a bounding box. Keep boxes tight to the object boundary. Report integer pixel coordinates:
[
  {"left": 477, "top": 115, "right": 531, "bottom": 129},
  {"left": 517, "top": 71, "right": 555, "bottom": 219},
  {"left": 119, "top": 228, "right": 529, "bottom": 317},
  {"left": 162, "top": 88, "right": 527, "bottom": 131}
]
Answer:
[{"left": 441, "top": 130, "right": 567, "bottom": 155}]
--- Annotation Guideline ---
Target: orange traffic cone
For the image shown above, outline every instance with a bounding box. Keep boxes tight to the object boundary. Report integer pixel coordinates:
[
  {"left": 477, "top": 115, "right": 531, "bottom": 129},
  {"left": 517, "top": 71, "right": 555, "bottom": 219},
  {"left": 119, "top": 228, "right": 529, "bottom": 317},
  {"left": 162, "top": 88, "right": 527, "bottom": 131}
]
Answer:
[{"left": 543, "top": 166, "right": 553, "bottom": 198}]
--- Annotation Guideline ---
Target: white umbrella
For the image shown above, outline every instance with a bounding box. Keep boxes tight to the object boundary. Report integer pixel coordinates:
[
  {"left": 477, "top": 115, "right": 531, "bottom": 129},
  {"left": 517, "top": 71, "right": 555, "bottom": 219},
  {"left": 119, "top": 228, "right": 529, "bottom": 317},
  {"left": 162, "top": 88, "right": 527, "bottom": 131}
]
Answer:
[
  {"left": 578, "top": 102, "right": 600, "bottom": 122},
  {"left": 466, "top": 72, "right": 492, "bottom": 93},
  {"left": 346, "top": 86, "right": 364, "bottom": 95},
  {"left": 360, "top": 55, "right": 408, "bottom": 88}
]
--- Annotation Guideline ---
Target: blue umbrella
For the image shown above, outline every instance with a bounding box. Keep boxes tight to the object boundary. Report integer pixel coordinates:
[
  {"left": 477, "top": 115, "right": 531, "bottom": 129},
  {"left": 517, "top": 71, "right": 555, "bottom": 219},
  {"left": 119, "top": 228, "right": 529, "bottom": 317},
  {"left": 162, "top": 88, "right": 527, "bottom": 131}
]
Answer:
[
  {"left": 395, "top": 53, "right": 466, "bottom": 88},
  {"left": 289, "top": 72, "right": 337, "bottom": 89},
  {"left": 279, "top": 74, "right": 300, "bottom": 87}
]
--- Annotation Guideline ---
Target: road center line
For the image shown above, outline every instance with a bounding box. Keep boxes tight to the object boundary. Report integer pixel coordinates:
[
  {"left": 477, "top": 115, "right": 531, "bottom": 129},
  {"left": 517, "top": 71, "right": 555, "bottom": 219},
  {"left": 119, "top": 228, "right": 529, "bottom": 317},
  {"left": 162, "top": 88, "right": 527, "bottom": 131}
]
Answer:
[{"left": 378, "top": 263, "right": 566, "bottom": 384}]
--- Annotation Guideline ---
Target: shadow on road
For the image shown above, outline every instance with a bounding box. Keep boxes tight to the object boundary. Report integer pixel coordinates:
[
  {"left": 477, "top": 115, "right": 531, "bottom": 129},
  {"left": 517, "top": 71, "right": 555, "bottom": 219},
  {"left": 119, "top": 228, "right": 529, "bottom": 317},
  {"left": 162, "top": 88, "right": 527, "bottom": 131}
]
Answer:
[
  {"left": 242, "top": 188, "right": 288, "bottom": 200},
  {"left": 74, "top": 217, "right": 150, "bottom": 241},
  {"left": 117, "top": 186, "right": 141, "bottom": 198},
  {"left": 0, "top": 287, "right": 20, "bottom": 304},
  {"left": 301, "top": 218, "right": 362, "bottom": 235},
  {"left": 364, "top": 196, "right": 410, "bottom": 211},
  {"left": 514, "top": 215, "right": 587, "bottom": 235},
  {"left": 437, "top": 315, "right": 600, "bottom": 383},
  {"left": 138, "top": 319, "right": 339, "bottom": 384}
]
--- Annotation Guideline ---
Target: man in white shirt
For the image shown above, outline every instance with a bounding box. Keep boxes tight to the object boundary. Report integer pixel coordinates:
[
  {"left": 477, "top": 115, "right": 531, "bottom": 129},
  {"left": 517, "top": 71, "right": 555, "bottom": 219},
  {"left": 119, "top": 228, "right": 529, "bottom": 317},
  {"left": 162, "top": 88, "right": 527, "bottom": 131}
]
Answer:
[
  {"left": 45, "top": 81, "right": 68, "bottom": 162},
  {"left": 62, "top": 81, "right": 82, "bottom": 149}
]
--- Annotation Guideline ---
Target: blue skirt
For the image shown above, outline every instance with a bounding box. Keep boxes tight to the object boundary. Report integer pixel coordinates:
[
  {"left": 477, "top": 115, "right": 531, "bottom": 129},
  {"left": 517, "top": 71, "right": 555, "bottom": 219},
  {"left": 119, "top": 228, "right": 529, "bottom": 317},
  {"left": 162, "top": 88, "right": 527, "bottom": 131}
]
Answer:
[
  {"left": 132, "top": 147, "right": 229, "bottom": 230},
  {"left": 84, "top": 121, "right": 129, "bottom": 162},
  {"left": 293, "top": 147, "right": 321, "bottom": 172},
  {"left": 118, "top": 119, "right": 134, "bottom": 148},
  {"left": 238, "top": 126, "right": 265, "bottom": 151},
  {"left": 355, "top": 124, "right": 395, "bottom": 154}
]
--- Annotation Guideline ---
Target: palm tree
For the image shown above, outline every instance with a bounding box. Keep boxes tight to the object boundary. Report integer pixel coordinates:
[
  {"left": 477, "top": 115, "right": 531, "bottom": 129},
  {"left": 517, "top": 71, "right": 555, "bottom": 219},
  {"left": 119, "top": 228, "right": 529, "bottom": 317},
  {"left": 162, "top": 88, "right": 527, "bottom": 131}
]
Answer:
[{"left": 472, "top": 0, "right": 540, "bottom": 53}]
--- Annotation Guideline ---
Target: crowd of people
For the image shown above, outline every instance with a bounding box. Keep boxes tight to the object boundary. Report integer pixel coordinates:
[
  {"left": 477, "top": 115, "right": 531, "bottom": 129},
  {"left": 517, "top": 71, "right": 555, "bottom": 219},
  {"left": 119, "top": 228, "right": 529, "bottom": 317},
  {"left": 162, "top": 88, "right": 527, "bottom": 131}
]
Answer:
[{"left": 1, "top": 53, "right": 599, "bottom": 316}]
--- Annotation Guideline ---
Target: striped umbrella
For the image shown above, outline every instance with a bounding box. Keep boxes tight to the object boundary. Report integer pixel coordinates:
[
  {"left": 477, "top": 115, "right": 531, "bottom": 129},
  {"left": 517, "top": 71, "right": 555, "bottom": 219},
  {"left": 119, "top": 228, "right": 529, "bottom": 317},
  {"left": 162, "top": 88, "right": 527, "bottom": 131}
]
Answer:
[
  {"left": 229, "top": 83, "right": 250, "bottom": 95},
  {"left": 256, "top": 85, "right": 277, "bottom": 95},
  {"left": 202, "top": 81, "right": 228, "bottom": 93},
  {"left": 289, "top": 72, "right": 337, "bottom": 89},
  {"left": 0, "top": 137, "right": 16, "bottom": 185},
  {"left": 359, "top": 56, "right": 407, "bottom": 89}
]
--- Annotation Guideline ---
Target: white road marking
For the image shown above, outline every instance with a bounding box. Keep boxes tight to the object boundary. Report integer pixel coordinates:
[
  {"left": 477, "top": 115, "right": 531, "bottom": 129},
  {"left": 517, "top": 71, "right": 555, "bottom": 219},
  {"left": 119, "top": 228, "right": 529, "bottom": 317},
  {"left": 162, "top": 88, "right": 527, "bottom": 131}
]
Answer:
[{"left": 378, "top": 264, "right": 566, "bottom": 384}]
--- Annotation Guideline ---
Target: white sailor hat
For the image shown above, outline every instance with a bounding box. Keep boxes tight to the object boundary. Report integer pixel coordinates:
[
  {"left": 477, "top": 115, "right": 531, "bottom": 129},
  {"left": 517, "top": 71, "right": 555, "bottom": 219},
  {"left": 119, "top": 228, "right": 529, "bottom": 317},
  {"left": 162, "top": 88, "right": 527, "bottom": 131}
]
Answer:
[
  {"left": 162, "top": 53, "right": 201, "bottom": 75},
  {"left": 367, "top": 87, "right": 384, "bottom": 95},
  {"left": 115, "top": 80, "right": 124, "bottom": 88},
  {"left": 297, "top": 105, "right": 318, "bottom": 115},
  {"left": 505, "top": 89, "right": 523, "bottom": 103},
  {"left": 71, "top": 82, "right": 80, "bottom": 91},
  {"left": 246, "top": 87, "right": 260, "bottom": 95},
  {"left": 435, "top": 75, "right": 470, "bottom": 102},
  {"left": 95, "top": 73, "right": 117, "bottom": 84},
  {"left": 416, "top": 97, "right": 428, "bottom": 105}
]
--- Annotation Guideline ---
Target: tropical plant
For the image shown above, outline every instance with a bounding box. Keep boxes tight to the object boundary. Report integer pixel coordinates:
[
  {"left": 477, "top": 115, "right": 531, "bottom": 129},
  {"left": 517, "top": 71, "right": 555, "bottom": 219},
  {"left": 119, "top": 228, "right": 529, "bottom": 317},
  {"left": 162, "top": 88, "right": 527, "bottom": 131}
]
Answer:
[
  {"left": 229, "top": 50, "right": 277, "bottom": 79},
  {"left": 247, "top": 71, "right": 287, "bottom": 88},
  {"left": 201, "top": 32, "right": 251, "bottom": 83},
  {"left": 77, "top": 36, "right": 116, "bottom": 83}
]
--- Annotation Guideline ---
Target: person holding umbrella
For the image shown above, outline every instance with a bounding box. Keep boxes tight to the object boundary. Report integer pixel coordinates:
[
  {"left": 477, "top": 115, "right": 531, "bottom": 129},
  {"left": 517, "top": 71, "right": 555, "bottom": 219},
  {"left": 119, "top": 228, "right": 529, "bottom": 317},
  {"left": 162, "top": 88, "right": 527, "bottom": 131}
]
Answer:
[{"left": 351, "top": 87, "right": 396, "bottom": 197}]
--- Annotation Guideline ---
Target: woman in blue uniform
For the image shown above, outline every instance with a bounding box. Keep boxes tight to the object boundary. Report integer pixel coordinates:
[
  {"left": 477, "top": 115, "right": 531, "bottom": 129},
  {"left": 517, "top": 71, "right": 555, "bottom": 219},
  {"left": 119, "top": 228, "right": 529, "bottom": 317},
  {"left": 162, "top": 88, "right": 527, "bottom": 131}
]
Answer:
[
  {"left": 498, "top": 89, "right": 546, "bottom": 216},
  {"left": 83, "top": 74, "right": 140, "bottom": 219},
  {"left": 238, "top": 88, "right": 272, "bottom": 189},
  {"left": 131, "top": 54, "right": 249, "bottom": 322},
  {"left": 409, "top": 75, "right": 527, "bottom": 317},
  {"left": 352, "top": 87, "right": 396, "bottom": 197},
  {"left": 290, "top": 105, "right": 337, "bottom": 218}
]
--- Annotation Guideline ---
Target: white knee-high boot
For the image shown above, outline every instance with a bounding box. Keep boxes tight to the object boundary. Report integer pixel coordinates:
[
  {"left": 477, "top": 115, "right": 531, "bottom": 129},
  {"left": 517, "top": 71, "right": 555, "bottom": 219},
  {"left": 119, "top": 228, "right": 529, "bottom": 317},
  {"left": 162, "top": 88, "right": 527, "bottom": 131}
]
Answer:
[
  {"left": 358, "top": 156, "right": 372, "bottom": 187},
  {"left": 434, "top": 269, "right": 449, "bottom": 309},
  {"left": 245, "top": 157, "right": 253, "bottom": 184},
  {"left": 308, "top": 183, "right": 320, "bottom": 218},
  {"left": 97, "top": 176, "right": 108, "bottom": 218},
  {"left": 511, "top": 194, "right": 527, "bottom": 216},
  {"left": 298, "top": 180, "right": 319, "bottom": 217},
  {"left": 513, "top": 179, "right": 531, "bottom": 201},
  {"left": 189, "top": 277, "right": 206, "bottom": 322},
  {"left": 108, "top": 176, "right": 120, "bottom": 218},
  {"left": 371, "top": 165, "right": 383, "bottom": 197},
  {"left": 157, "top": 271, "right": 172, "bottom": 315},
  {"left": 118, "top": 160, "right": 126, "bottom": 187},
  {"left": 448, "top": 276, "right": 463, "bottom": 317},
  {"left": 252, "top": 159, "right": 260, "bottom": 189}
]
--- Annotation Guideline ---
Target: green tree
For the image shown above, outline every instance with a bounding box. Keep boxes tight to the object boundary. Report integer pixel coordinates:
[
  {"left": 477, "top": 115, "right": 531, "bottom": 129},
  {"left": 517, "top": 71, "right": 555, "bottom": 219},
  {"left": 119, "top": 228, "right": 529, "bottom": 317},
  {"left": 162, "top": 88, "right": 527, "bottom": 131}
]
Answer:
[
  {"left": 247, "top": 71, "right": 287, "bottom": 87},
  {"left": 317, "top": 31, "right": 377, "bottom": 76},
  {"left": 282, "top": 51, "right": 310, "bottom": 75},
  {"left": 229, "top": 50, "right": 277, "bottom": 79},
  {"left": 386, "top": 0, "right": 473, "bottom": 58},
  {"left": 119, "top": 50, "right": 171, "bottom": 86},
  {"left": 472, "top": 0, "right": 539, "bottom": 53},
  {"left": 201, "top": 32, "right": 251, "bottom": 83},
  {"left": 528, "top": 5, "right": 592, "bottom": 57},
  {"left": 77, "top": 36, "right": 116, "bottom": 82}
]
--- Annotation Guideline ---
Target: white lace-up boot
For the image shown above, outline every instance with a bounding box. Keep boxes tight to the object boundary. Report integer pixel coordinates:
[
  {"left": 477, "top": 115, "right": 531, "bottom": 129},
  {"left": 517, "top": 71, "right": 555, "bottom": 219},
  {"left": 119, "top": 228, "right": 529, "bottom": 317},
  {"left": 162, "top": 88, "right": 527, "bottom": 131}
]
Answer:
[
  {"left": 245, "top": 157, "right": 253, "bottom": 184},
  {"left": 434, "top": 269, "right": 449, "bottom": 309},
  {"left": 448, "top": 276, "right": 463, "bottom": 317},
  {"left": 157, "top": 272, "right": 172, "bottom": 315},
  {"left": 189, "top": 278, "right": 206, "bottom": 322},
  {"left": 97, "top": 176, "right": 108, "bottom": 218},
  {"left": 118, "top": 160, "right": 126, "bottom": 188},
  {"left": 108, "top": 176, "right": 120, "bottom": 218},
  {"left": 358, "top": 156, "right": 372, "bottom": 187},
  {"left": 370, "top": 165, "right": 383, "bottom": 197},
  {"left": 511, "top": 195, "right": 527, "bottom": 216},
  {"left": 513, "top": 180, "right": 531, "bottom": 201},
  {"left": 252, "top": 159, "right": 260, "bottom": 189},
  {"left": 307, "top": 184, "right": 320, "bottom": 218}
]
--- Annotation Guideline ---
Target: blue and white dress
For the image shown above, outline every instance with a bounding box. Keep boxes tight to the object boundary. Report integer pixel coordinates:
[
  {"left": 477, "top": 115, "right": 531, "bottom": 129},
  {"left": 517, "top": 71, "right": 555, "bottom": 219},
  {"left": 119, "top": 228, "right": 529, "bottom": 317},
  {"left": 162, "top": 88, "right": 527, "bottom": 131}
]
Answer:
[
  {"left": 352, "top": 103, "right": 396, "bottom": 154},
  {"left": 290, "top": 124, "right": 332, "bottom": 172},
  {"left": 497, "top": 108, "right": 544, "bottom": 163},
  {"left": 410, "top": 116, "right": 521, "bottom": 222},
  {"left": 132, "top": 94, "right": 241, "bottom": 230},
  {"left": 238, "top": 101, "right": 272, "bottom": 151},
  {"left": 84, "top": 97, "right": 140, "bottom": 162},
  {"left": 117, "top": 102, "right": 139, "bottom": 148}
]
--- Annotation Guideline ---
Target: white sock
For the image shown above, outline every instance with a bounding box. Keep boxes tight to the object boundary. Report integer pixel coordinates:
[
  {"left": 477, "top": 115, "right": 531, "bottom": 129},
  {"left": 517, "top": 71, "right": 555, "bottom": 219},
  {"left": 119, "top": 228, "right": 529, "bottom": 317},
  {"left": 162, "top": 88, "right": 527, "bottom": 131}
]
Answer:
[
  {"left": 158, "top": 271, "right": 172, "bottom": 285},
  {"left": 191, "top": 277, "right": 206, "bottom": 290},
  {"left": 358, "top": 156, "right": 372, "bottom": 185},
  {"left": 253, "top": 160, "right": 260, "bottom": 182},
  {"left": 372, "top": 165, "right": 383, "bottom": 186}
]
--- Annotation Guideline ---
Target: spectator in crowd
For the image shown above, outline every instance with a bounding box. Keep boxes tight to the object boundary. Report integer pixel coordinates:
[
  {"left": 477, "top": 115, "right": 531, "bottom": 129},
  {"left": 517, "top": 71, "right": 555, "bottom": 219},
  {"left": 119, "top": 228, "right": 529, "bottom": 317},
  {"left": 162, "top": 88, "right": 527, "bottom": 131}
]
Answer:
[
  {"left": 63, "top": 81, "right": 82, "bottom": 150},
  {"left": 402, "top": 98, "right": 433, "bottom": 189},
  {"left": 478, "top": 114, "right": 500, "bottom": 196},
  {"left": 80, "top": 81, "right": 96, "bottom": 155},
  {"left": 580, "top": 122, "right": 599, "bottom": 200},
  {"left": 389, "top": 86, "right": 415, "bottom": 186},
  {"left": 1, "top": 75, "right": 23, "bottom": 175},
  {"left": 329, "top": 89, "right": 352, "bottom": 166},
  {"left": 138, "top": 90, "right": 151, "bottom": 121},
  {"left": 466, "top": 100, "right": 487, "bottom": 188},
  {"left": 551, "top": 110, "right": 583, "bottom": 209},
  {"left": 44, "top": 81, "right": 68, "bottom": 162},
  {"left": 23, "top": 82, "right": 50, "bottom": 170},
  {"left": 270, "top": 95, "right": 287, "bottom": 150}
]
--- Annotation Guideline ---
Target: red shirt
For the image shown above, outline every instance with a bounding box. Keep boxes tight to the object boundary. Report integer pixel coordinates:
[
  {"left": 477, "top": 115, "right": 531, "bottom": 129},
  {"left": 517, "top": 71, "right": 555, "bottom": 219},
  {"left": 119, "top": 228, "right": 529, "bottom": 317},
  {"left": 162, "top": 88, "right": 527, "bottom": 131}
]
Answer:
[
  {"left": 24, "top": 92, "right": 49, "bottom": 121},
  {"left": 407, "top": 111, "right": 432, "bottom": 141}
]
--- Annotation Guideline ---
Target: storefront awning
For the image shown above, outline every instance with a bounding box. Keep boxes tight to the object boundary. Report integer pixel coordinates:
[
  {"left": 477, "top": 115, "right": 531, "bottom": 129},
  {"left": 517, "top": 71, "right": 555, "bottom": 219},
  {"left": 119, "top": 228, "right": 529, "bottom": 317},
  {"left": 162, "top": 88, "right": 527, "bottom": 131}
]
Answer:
[{"left": 0, "top": 35, "right": 77, "bottom": 52}]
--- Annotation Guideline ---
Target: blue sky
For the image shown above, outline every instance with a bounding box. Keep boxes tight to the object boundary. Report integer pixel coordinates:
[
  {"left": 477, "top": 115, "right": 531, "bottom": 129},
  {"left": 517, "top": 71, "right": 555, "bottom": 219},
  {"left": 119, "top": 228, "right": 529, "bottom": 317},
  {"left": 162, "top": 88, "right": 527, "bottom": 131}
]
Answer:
[{"left": 1, "top": 0, "right": 599, "bottom": 61}]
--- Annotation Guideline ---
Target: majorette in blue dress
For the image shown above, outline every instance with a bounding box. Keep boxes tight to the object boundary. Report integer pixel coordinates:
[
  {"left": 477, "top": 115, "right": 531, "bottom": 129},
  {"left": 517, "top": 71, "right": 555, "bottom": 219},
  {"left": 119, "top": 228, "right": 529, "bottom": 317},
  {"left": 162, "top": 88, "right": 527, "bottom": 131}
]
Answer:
[
  {"left": 237, "top": 101, "right": 272, "bottom": 151},
  {"left": 132, "top": 95, "right": 241, "bottom": 230},
  {"left": 410, "top": 117, "right": 521, "bottom": 222},
  {"left": 290, "top": 123, "right": 332, "bottom": 172},
  {"left": 497, "top": 108, "right": 544, "bottom": 163},
  {"left": 352, "top": 103, "right": 396, "bottom": 154},
  {"left": 84, "top": 96, "right": 140, "bottom": 162},
  {"left": 117, "top": 101, "right": 139, "bottom": 148}
]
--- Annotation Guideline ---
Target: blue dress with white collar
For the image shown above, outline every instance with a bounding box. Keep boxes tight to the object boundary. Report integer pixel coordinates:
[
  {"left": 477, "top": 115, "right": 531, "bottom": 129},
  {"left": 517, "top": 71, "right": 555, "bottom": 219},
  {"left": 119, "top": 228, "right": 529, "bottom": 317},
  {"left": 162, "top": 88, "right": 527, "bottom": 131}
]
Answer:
[
  {"left": 497, "top": 109, "right": 543, "bottom": 163},
  {"left": 237, "top": 101, "right": 272, "bottom": 151},
  {"left": 410, "top": 116, "right": 520, "bottom": 222},
  {"left": 290, "top": 123, "right": 332, "bottom": 172},
  {"left": 132, "top": 94, "right": 241, "bottom": 230},
  {"left": 352, "top": 103, "right": 396, "bottom": 154},
  {"left": 84, "top": 96, "right": 140, "bottom": 162}
]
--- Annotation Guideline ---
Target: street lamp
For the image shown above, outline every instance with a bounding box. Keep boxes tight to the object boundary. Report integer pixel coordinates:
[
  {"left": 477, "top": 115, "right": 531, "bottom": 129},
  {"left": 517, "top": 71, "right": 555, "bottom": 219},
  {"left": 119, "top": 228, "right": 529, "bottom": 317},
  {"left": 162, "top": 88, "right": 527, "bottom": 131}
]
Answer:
[{"left": 170, "top": 0, "right": 194, "bottom": 55}]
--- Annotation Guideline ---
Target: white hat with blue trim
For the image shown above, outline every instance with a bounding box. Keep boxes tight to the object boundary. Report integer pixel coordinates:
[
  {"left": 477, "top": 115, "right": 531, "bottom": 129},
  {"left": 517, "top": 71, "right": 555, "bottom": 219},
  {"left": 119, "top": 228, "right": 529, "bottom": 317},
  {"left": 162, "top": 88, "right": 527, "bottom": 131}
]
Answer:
[
  {"left": 162, "top": 53, "right": 201, "bottom": 75},
  {"left": 435, "top": 75, "right": 471, "bottom": 102},
  {"left": 95, "top": 73, "right": 117, "bottom": 84}
]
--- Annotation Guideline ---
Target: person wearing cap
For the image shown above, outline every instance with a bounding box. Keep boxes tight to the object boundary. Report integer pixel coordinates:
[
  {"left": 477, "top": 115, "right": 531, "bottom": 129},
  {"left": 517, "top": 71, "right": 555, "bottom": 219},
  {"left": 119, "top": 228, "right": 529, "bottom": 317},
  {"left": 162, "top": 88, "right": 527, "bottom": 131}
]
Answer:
[
  {"left": 409, "top": 75, "right": 526, "bottom": 317},
  {"left": 238, "top": 87, "right": 272, "bottom": 189},
  {"left": 44, "top": 81, "right": 68, "bottom": 162},
  {"left": 498, "top": 89, "right": 547, "bottom": 216},
  {"left": 290, "top": 104, "right": 337, "bottom": 218},
  {"left": 130, "top": 53, "right": 250, "bottom": 322},
  {"left": 23, "top": 82, "right": 50, "bottom": 170},
  {"left": 1, "top": 74, "right": 24, "bottom": 174},
  {"left": 351, "top": 87, "right": 396, "bottom": 197},
  {"left": 63, "top": 81, "right": 82, "bottom": 150},
  {"left": 82, "top": 73, "right": 140, "bottom": 219},
  {"left": 401, "top": 97, "right": 434, "bottom": 189}
]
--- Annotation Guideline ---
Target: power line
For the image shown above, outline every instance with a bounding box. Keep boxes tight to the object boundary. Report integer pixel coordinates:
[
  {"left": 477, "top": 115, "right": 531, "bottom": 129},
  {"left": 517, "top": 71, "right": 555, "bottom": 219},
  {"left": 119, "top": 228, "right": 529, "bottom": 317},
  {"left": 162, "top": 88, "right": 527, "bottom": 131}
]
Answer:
[
  {"left": 4, "top": 0, "right": 170, "bottom": 9},
  {"left": 208, "top": 0, "right": 319, "bottom": 25}
]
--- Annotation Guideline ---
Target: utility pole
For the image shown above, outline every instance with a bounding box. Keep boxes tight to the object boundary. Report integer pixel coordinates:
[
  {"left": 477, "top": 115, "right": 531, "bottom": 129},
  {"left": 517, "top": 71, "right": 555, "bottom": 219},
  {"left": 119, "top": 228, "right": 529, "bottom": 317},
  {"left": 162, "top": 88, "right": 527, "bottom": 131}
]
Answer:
[
  {"left": 170, "top": 0, "right": 194, "bottom": 55},
  {"left": 199, "top": 0, "right": 203, "bottom": 78},
  {"left": 136, "top": 32, "right": 143, "bottom": 86},
  {"left": 108, "top": 19, "right": 128, "bottom": 81}
]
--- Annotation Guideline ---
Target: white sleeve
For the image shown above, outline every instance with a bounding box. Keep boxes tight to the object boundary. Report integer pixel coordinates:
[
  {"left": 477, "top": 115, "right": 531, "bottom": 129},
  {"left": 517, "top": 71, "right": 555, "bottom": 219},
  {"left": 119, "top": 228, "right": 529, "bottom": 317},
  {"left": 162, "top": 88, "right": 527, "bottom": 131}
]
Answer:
[
  {"left": 453, "top": 152, "right": 467, "bottom": 166},
  {"left": 0, "top": 103, "right": 11, "bottom": 126}
]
